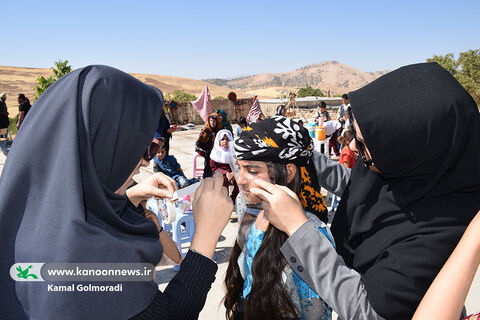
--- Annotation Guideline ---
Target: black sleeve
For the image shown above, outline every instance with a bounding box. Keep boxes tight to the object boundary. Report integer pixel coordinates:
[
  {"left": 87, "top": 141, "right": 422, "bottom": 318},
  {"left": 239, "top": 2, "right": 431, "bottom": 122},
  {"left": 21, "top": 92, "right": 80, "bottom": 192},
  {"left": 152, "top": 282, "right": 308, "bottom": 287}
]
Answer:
[{"left": 131, "top": 250, "right": 218, "bottom": 320}]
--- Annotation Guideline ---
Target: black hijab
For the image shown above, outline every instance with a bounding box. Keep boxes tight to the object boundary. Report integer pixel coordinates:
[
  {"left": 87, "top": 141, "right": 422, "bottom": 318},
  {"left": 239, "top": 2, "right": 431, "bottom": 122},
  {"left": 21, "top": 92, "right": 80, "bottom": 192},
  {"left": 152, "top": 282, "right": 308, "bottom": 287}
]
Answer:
[
  {"left": 331, "top": 63, "right": 480, "bottom": 319},
  {"left": 275, "top": 105, "right": 285, "bottom": 116},
  {"left": 0, "top": 66, "right": 164, "bottom": 319}
]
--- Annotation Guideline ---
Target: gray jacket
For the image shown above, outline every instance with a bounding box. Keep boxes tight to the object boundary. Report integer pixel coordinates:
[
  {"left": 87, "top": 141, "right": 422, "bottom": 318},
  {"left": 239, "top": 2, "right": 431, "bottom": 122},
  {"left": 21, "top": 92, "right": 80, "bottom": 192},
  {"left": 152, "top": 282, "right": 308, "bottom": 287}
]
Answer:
[{"left": 280, "top": 151, "right": 385, "bottom": 320}]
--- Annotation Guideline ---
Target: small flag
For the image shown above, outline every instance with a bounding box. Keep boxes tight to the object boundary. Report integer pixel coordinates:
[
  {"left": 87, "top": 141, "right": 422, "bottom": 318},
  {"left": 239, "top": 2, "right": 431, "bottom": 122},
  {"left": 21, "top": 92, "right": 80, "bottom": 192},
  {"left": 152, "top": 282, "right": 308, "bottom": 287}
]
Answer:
[
  {"left": 246, "top": 97, "right": 264, "bottom": 124},
  {"left": 191, "top": 85, "right": 213, "bottom": 122}
]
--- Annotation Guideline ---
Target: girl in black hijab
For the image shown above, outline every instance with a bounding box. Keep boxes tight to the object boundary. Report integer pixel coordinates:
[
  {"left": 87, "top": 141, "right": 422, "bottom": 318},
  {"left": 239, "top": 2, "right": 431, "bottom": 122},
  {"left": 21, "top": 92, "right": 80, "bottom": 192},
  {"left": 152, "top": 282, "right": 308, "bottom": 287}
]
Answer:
[
  {"left": 0, "top": 65, "right": 233, "bottom": 320},
  {"left": 275, "top": 104, "right": 287, "bottom": 116},
  {"left": 249, "top": 62, "right": 480, "bottom": 319}
]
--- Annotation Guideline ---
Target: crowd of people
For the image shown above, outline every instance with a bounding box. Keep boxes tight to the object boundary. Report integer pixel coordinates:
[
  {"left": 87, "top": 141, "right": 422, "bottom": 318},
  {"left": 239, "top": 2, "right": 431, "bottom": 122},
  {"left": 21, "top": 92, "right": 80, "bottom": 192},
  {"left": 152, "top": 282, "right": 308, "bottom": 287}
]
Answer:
[
  {"left": 0, "top": 93, "right": 32, "bottom": 133},
  {"left": 0, "top": 62, "right": 479, "bottom": 320}
]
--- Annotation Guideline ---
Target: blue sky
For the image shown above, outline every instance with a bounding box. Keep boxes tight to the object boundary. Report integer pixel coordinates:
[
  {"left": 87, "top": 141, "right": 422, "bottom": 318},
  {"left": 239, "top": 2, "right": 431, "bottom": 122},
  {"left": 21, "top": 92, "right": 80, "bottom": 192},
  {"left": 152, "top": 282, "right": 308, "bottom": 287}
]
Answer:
[{"left": 1, "top": 0, "right": 478, "bottom": 79}]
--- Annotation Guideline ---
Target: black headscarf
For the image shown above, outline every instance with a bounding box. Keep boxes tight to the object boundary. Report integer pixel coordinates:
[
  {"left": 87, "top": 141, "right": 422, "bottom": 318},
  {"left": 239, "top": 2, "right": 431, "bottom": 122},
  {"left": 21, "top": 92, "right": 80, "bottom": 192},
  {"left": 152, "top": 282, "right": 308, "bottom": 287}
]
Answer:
[
  {"left": 331, "top": 63, "right": 480, "bottom": 319},
  {"left": 234, "top": 116, "right": 328, "bottom": 221},
  {"left": 155, "top": 113, "right": 172, "bottom": 152},
  {"left": 275, "top": 105, "right": 286, "bottom": 116},
  {"left": 0, "top": 66, "right": 164, "bottom": 319}
]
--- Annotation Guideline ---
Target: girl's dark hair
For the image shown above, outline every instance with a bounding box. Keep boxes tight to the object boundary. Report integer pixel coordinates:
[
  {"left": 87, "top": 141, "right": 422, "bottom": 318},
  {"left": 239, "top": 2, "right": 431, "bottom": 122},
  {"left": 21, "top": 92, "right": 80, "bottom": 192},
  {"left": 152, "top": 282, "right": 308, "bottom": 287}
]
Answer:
[
  {"left": 275, "top": 105, "right": 286, "bottom": 116},
  {"left": 338, "top": 130, "right": 354, "bottom": 146},
  {"left": 224, "top": 163, "right": 301, "bottom": 320},
  {"left": 238, "top": 117, "right": 247, "bottom": 126}
]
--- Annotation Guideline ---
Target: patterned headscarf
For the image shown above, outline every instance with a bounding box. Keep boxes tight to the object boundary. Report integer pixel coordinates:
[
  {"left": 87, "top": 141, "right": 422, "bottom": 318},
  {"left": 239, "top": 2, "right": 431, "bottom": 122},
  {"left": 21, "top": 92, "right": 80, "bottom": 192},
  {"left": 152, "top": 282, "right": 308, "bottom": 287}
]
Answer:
[
  {"left": 197, "top": 112, "right": 221, "bottom": 144},
  {"left": 234, "top": 116, "right": 328, "bottom": 222}
]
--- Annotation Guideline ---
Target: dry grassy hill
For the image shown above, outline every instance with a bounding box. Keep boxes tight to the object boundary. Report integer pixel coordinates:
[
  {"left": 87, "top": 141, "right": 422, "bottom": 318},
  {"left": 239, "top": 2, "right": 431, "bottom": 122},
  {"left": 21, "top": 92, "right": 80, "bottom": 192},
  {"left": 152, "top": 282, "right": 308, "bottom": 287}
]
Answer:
[
  {"left": 206, "top": 60, "right": 389, "bottom": 97},
  {"left": 0, "top": 66, "right": 243, "bottom": 117},
  {"left": 0, "top": 61, "right": 388, "bottom": 117}
]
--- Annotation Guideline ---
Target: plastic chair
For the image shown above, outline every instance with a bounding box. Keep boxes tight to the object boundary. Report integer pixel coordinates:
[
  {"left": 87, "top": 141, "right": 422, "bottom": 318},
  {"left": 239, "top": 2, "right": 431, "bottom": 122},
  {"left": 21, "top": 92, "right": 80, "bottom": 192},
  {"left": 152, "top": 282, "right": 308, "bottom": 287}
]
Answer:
[
  {"left": 172, "top": 209, "right": 195, "bottom": 271},
  {"left": 313, "top": 139, "right": 329, "bottom": 157},
  {"left": 192, "top": 153, "right": 204, "bottom": 179}
]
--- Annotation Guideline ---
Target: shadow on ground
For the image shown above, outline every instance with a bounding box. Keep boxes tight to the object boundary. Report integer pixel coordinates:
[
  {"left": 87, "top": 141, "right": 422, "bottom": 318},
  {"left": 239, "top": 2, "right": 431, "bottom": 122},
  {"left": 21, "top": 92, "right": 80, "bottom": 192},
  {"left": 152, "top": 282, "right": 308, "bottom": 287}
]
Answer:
[{"left": 0, "top": 141, "right": 10, "bottom": 156}]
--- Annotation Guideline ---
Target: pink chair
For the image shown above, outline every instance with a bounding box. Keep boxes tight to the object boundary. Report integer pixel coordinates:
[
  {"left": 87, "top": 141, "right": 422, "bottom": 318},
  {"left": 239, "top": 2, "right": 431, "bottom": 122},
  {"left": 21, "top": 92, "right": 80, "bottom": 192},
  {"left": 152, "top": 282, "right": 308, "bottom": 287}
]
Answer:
[{"left": 192, "top": 153, "right": 204, "bottom": 179}]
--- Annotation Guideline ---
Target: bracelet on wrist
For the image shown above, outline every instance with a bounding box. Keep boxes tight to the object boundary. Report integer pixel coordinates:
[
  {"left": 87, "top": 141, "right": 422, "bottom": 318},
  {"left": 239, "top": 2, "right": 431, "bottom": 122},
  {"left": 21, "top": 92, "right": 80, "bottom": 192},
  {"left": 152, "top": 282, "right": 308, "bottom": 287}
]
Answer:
[{"left": 158, "top": 226, "right": 163, "bottom": 234}]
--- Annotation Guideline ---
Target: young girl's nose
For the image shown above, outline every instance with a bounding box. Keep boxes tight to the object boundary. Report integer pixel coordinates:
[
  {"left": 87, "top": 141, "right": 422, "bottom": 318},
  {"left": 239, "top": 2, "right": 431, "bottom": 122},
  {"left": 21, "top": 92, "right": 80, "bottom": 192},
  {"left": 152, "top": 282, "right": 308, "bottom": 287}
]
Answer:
[{"left": 236, "top": 172, "right": 248, "bottom": 186}]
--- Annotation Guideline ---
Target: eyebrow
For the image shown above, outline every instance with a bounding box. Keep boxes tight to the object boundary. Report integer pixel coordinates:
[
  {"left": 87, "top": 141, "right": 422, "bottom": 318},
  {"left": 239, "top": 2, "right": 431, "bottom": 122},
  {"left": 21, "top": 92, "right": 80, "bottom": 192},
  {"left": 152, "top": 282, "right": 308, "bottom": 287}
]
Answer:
[{"left": 242, "top": 164, "right": 261, "bottom": 169}]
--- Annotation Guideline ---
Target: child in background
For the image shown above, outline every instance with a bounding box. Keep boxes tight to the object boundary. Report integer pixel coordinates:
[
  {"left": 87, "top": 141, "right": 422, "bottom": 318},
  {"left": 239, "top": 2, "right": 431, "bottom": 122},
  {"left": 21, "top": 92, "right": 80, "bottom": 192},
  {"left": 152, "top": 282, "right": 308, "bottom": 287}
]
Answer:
[
  {"left": 236, "top": 116, "right": 247, "bottom": 138},
  {"left": 314, "top": 101, "right": 331, "bottom": 124},
  {"left": 143, "top": 209, "right": 182, "bottom": 265},
  {"left": 216, "top": 109, "right": 234, "bottom": 134},
  {"left": 337, "top": 130, "right": 356, "bottom": 169},
  {"left": 209, "top": 129, "right": 239, "bottom": 202},
  {"left": 196, "top": 113, "right": 221, "bottom": 178},
  {"left": 153, "top": 145, "right": 199, "bottom": 188}
]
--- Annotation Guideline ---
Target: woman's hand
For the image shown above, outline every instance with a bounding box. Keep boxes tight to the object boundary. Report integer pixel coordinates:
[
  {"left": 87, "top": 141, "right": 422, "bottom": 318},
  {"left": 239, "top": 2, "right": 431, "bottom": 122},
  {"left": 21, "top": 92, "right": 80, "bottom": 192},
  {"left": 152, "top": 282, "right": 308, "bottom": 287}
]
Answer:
[
  {"left": 249, "top": 179, "right": 308, "bottom": 236},
  {"left": 190, "top": 172, "right": 234, "bottom": 258},
  {"left": 126, "top": 172, "right": 178, "bottom": 207}
]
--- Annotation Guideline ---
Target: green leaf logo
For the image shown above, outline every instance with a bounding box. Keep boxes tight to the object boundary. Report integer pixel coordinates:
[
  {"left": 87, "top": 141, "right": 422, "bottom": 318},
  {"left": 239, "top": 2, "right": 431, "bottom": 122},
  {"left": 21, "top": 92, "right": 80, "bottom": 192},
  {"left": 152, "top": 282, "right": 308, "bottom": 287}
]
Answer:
[{"left": 16, "top": 265, "right": 38, "bottom": 279}]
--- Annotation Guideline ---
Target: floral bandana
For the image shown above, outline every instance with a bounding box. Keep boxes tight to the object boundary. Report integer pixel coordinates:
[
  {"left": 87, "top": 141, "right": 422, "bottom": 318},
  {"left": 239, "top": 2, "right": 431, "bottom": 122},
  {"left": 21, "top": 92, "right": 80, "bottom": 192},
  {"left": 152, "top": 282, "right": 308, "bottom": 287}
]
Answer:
[{"left": 234, "top": 116, "right": 328, "bottom": 222}]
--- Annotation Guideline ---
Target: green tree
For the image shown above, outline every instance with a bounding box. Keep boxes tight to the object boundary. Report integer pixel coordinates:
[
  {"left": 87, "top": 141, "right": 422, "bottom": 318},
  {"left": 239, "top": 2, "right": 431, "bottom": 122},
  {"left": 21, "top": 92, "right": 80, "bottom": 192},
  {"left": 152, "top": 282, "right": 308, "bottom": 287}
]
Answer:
[
  {"left": 34, "top": 59, "right": 72, "bottom": 101},
  {"left": 164, "top": 90, "right": 197, "bottom": 102},
  {"left": 427, "top": 49, "right": 480, "bottom": 105},
  {"left": 427, "top": 53, "right": 458, "bottom": 76},
  {"left": 297, "top": 85, "right": 325, "bottom": 98}
]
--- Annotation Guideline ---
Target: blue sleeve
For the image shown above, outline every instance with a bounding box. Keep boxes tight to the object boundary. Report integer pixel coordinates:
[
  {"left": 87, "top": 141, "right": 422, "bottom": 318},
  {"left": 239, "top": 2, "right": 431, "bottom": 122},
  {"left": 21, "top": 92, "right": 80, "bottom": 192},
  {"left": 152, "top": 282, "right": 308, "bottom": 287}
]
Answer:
[
  {"left": 169, "top": 156, "right": 181, "bottom": 170},
  {"left": 317, "top": 226, "right": 335, "bottom": 248},
  {"left": 153, "top": 157, "right": 162, "bottom": 169}
]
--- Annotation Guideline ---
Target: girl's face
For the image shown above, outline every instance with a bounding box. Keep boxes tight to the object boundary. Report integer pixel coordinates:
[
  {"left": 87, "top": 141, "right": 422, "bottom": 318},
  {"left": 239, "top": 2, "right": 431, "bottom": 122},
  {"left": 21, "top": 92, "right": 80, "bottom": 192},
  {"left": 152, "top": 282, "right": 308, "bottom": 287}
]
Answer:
[
  {"left": 209, "top": 118, "right": 217, "bottom": 128},
  {"left": 219, "top": 136, "right": 230, "bottom": 149},
  {"left": 236, "top": 160, "right": 272, "bottom": 204},
  {"left": 156, "top": 148, "right": 167, "bottom": 160}
]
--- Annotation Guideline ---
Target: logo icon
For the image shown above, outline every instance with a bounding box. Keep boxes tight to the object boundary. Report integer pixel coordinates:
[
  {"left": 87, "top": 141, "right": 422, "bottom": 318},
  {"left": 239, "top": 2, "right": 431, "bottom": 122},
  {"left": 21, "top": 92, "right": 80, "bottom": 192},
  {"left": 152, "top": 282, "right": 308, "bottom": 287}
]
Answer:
[
  {"left": 10, "top": 263, "right": 44, "bottom": 281},
  {"left": 16, "top": 265, "right": 38, "bottom": 280}
]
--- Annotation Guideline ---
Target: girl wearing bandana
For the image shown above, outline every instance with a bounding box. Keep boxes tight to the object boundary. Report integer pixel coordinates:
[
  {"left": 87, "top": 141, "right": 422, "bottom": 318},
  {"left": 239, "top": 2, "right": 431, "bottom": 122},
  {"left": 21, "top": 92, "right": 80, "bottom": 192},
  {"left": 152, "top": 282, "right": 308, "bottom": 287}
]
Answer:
[{"left": 224, "top": 117, "right": 333, "bottom": 320}]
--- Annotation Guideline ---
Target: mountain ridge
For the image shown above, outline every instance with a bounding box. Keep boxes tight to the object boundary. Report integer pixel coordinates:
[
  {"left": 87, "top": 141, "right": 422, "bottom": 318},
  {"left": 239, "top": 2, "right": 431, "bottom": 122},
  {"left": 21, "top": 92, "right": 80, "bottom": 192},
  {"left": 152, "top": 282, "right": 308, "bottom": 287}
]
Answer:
[{"left": 204, "top": 60, "right": 390, "bottom": 95}]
